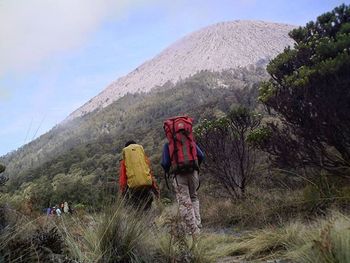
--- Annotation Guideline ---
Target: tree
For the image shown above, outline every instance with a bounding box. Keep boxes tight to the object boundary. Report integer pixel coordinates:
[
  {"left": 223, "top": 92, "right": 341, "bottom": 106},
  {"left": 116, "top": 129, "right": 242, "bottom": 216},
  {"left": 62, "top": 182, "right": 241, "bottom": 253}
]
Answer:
[
  {"left": 258, "top": 4, "right": 350, "bottom": 177},
  {"left": 195, "top": 107, "right": 261, "bottom": 198}
]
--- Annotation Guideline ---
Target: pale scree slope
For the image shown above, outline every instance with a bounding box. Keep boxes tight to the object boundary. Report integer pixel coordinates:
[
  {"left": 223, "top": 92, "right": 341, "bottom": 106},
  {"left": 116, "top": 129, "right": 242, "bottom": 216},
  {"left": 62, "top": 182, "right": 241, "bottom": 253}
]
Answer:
[{"left": 66, "top": 20, "right": 295, "bottom": 121}]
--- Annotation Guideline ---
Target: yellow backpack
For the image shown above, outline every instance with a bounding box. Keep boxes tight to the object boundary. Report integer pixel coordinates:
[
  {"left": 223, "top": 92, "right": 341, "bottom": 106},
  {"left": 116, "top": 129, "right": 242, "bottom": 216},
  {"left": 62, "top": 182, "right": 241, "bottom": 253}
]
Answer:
[{"left": 123, "top": 144, "right": 152, "bottom": 188}]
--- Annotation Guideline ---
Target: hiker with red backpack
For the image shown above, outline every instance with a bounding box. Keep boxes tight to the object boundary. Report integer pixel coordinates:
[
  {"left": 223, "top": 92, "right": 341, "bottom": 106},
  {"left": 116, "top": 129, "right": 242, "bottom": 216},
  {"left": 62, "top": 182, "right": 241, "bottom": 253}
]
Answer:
[
  {"left": 161, "top": 116, "right": 205, "bottom": 236},
  {"left": 119, "top": 140, "right": 160, "bottom": 211}
]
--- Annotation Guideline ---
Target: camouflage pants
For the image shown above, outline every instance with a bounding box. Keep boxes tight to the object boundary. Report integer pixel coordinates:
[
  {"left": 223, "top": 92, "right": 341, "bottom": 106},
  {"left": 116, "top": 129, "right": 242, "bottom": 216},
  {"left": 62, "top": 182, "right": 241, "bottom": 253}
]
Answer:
[{"left": 173, "top": 170, "right": 201, "bottom": 235}]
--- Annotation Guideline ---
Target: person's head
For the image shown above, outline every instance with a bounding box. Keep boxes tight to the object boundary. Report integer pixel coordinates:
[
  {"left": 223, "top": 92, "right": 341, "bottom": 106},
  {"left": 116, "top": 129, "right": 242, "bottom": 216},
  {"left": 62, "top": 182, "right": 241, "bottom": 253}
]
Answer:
[{"left": 125, "top": 140, "right": 137, "bottom": 147}]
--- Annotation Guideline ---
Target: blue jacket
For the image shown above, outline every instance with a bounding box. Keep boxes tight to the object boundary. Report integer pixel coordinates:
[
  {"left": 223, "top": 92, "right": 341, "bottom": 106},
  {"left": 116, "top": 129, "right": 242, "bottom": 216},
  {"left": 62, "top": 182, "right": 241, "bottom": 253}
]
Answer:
[{"left": 161, "top": 142, "right": 205, "bottom": 172}]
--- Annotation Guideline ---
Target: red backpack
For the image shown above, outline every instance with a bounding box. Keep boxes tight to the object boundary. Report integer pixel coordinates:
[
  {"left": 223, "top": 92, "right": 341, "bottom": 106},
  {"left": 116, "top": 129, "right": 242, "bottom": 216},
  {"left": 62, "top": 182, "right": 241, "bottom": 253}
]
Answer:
[{"left": 163, "top": 116, "right": 199, "bottom": 174}]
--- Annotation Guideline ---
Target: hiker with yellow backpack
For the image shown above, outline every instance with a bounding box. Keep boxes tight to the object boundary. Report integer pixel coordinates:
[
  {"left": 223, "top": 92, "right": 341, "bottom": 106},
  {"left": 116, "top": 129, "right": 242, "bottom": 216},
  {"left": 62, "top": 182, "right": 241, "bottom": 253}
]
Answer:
[
  {"left": 119, "top": 140, "right": 160, "bottom": 211},
  {"left": 161, "top": 116, "right": 205, "bottom": 237}
]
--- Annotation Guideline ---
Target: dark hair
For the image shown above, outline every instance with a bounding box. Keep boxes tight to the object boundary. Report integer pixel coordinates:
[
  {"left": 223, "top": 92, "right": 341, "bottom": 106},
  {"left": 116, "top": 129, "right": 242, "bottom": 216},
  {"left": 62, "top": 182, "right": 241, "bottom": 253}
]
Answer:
[{"left": 125, "top": 140, "right": 137, "bottom": 147}]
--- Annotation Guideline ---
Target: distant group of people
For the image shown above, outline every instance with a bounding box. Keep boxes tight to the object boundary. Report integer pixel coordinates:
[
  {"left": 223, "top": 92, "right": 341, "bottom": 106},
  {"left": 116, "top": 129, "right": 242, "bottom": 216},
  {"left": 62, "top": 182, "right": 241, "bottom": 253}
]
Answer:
[
  {"left": 119, "top": 116, "right": 205, "bottom": 239},
  {"left": 46, "top": 201, "right": 72, "bottom": 216}
]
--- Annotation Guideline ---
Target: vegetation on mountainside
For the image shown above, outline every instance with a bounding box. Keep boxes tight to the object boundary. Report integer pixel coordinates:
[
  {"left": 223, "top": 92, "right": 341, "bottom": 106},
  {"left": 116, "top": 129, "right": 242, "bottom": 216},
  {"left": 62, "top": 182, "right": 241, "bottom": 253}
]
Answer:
[
  {"left": 195, "top": 107, "right": 262, "bottom": 198},
  {"left": 1, "top": 67, "right": 267, "bottom": 209},
  {"left": 1, "top": 66, "right": 265, "bottom": 181},
  {"left": 257, "top": 4, "right": 350, "bottom": 177}
]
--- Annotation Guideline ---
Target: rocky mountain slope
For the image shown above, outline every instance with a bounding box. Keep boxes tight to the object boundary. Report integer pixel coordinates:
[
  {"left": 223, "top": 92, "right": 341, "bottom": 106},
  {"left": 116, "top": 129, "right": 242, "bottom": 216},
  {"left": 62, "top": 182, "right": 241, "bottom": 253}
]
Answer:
[{"left": 67, "top": 20, "right": 295, "bottom": 121}]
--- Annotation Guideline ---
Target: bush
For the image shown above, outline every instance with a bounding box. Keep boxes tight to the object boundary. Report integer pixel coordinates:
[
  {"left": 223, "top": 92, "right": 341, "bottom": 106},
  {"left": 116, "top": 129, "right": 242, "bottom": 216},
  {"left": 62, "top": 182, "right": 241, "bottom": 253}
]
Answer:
[{"left": 195, "top": 107, "right": 262, "bottom": 198}]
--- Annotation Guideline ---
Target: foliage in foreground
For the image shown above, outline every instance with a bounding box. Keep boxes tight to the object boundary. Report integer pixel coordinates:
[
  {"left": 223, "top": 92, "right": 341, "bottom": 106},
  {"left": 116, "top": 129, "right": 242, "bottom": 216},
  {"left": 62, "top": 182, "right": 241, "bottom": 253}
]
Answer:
[
  {"left": 0, "top": 207, "right": 68, "bottom": 262},
  {"left": 61, "top": 198, "right": 210, "bottom": 263},
  {"left": 61, "top": 199, "right": 155, "bottom": 262},
  {"left": 1, "top": 191, "right": 350, "bottom": 263}
]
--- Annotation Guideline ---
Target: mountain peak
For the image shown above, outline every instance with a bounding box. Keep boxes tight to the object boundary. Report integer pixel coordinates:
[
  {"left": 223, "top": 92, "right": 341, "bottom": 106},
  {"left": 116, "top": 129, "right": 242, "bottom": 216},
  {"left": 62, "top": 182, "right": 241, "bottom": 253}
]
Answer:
[{"left": 66, "top": 20, "right": 295, "bottom": 121}]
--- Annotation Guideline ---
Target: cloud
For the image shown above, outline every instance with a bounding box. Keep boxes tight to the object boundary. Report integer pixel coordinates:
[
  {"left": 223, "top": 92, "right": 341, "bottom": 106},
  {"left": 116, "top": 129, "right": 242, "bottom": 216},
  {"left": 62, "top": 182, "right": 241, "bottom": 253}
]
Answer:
[{"left": 0, "top": 0, "right": 156, "bottom": 75}]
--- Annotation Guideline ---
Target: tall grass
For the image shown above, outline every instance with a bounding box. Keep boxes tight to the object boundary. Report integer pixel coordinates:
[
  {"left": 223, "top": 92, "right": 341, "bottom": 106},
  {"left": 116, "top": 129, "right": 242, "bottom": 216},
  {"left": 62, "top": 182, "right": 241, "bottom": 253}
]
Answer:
[
  {"left": 60, "top": 198, "right": 215, "bottom": 263},
  {"left": 200, "top": 187, "right": 305, "bottom": 228},
  {"left": 0, "top": 205, "right": 67, "bottom": 262},
  {"left": 2, "top": 190, "right": 349, "bottom": 262},
  {"left": 60, "top": 197, "right": 157, "bottom": 262},
  {"left": 217, "top": 211, "right": 350, "bottom": 262},
  {"left": 286, "top": 212, "right": 350, "bottom": 263},
  {"left": 201, "top": 183, "right": 350, "bottom": 230},
  {"left": 155, "top": 209, "right": 211, "bottom": 263}
]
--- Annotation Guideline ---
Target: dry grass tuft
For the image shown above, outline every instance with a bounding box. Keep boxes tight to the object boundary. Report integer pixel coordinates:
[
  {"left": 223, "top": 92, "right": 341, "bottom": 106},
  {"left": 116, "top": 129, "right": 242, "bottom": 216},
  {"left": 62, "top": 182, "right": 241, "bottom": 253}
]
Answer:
[
  {"left": 60, "top": 198, "right": 157, "bottom": 262},
  {"left": 210, "top": 211, "right": 350, "bottom": 262},
  {"left": 0, "top": 205, "right": 68, "bottom": 262},
  {"left": 201, "top": 187, "right": 304, "bottom": 228}
]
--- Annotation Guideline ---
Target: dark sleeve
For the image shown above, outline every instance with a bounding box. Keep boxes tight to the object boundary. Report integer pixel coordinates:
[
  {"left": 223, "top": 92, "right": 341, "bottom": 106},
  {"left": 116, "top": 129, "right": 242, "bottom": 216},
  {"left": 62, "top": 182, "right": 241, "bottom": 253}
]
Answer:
[
  {"left": 161, "top": 143, "right": 171, "bottom": 172},
  {"left": 196, "top": 144, "right": 205, "bottom": 165}
]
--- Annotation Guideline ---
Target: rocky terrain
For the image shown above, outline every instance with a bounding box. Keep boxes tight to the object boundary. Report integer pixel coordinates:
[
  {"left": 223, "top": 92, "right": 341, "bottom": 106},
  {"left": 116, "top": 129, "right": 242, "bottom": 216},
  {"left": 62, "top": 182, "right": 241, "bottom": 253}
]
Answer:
[{"left": 66, "top": 20, "right": 295, "bottom": 121}]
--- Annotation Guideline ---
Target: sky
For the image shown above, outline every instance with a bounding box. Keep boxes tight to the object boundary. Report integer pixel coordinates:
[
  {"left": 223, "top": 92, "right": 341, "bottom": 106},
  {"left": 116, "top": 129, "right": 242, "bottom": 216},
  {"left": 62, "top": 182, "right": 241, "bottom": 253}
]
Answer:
[{"left": 0, "top": 0, "right": 348, "bottom": 156}]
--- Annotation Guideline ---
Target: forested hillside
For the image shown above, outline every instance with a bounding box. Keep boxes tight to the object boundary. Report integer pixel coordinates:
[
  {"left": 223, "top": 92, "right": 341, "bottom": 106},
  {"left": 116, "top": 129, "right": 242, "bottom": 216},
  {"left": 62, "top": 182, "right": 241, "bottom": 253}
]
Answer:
[{"left": 1, "top": 66, "right": 267, "bottom": 208}]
